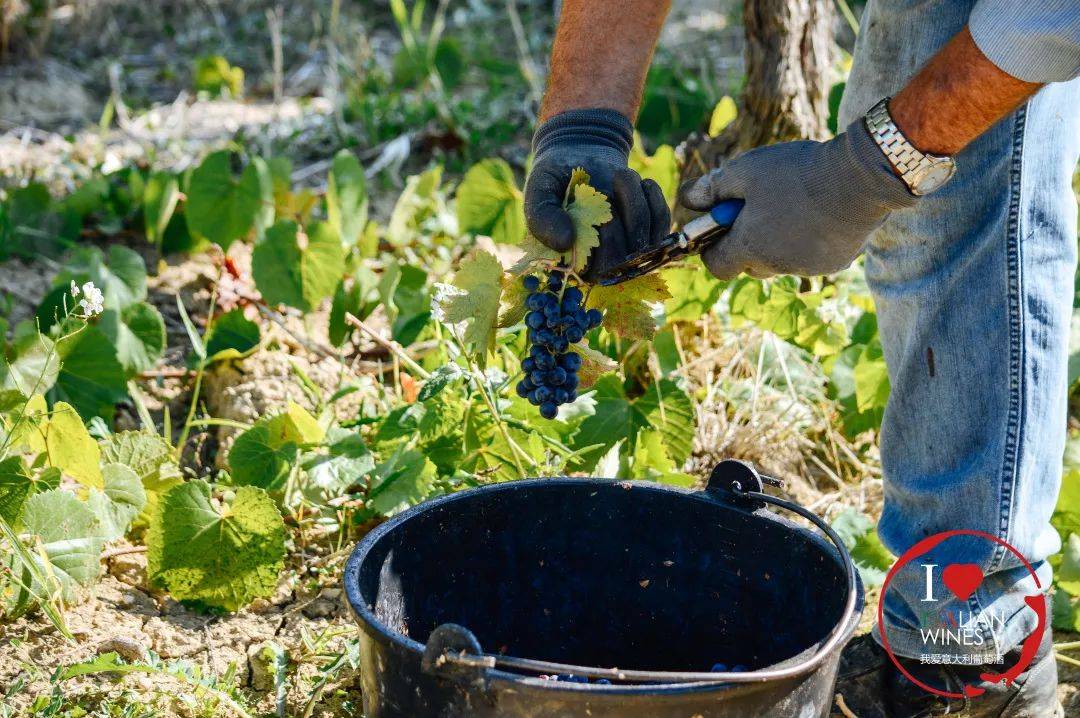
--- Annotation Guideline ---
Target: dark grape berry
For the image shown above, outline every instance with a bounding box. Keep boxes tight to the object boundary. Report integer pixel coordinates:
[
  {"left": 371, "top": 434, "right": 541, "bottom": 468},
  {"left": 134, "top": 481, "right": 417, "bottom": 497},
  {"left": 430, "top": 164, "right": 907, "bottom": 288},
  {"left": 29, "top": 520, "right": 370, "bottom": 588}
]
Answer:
[
  {"left": 518, "top": 268, "right": 601, "bottom": 418},
  {"left": 560, "top": 353, "right": 581, "bottom": 371}
]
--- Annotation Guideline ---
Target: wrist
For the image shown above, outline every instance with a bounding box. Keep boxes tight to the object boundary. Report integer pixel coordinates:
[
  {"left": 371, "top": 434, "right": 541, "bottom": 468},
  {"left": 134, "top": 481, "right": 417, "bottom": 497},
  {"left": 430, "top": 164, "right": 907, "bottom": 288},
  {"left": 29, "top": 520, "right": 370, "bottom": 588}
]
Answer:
[{"left": 532, "top": 108, "right": 635, "bottom": 163}]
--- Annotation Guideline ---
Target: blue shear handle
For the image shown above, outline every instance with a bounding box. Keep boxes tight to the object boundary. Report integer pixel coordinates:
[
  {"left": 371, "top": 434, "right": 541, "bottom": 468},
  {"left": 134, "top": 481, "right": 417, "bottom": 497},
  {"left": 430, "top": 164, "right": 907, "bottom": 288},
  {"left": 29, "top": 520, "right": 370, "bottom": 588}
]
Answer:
[{"left": 709, "top": 199, "right": 744, "bottom": 228}]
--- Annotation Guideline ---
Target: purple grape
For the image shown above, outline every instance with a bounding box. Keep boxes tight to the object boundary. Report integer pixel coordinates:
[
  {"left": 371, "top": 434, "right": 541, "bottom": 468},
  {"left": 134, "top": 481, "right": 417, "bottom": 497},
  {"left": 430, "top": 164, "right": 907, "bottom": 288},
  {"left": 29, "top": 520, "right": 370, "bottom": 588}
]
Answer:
[
  {"left": 549, "top": 367, "right": 567, "bottom": 385},
  {"left": 540, "top": 402, "right": 558, "bottom": 419},
  {"left": 530, "top": 370, "right": 545, "bottom": 385},
  {"left": 559, "top": 353, "right": 582, "bottom": 371},
  {"left": 516, "top": 381, "right": 530, "bottom": 398},
  {"left": 535, "top": 386, "right": 552, "bottom": 403},
  {"left": 586, "top": 309, "right": 603, "bottom": 328},
  {"left": 522, "top": 357, "right": 535, "bottom": 373},
  {"left": 523, "top": 275, "right": 540, "bottom": 291}
]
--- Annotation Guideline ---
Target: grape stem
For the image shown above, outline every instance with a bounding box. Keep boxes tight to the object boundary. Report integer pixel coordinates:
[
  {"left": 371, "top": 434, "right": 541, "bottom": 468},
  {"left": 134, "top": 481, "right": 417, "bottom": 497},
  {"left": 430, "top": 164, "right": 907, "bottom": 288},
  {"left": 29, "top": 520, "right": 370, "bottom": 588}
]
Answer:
[{"left": 344, "top": 313, "right": 431, "bottom": 379}]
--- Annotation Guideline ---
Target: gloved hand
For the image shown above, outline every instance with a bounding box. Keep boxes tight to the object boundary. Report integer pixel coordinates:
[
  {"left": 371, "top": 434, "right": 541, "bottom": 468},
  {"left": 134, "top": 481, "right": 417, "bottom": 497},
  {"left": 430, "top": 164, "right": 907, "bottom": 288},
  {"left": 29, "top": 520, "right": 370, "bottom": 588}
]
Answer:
[
  {"left": 525, "top": 109, "right": 670, "bottom": 282},
  {"left": 678, "top": 119, "right": 920, "bottom": 279}
]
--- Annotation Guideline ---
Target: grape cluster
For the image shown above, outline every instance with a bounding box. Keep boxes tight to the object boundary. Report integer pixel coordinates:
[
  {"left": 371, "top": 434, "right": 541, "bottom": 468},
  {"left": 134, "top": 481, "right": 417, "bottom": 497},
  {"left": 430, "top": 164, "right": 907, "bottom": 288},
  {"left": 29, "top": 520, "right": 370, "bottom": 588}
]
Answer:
[{"left": 516, "top": 269, "right": 603, "bottom": 420}]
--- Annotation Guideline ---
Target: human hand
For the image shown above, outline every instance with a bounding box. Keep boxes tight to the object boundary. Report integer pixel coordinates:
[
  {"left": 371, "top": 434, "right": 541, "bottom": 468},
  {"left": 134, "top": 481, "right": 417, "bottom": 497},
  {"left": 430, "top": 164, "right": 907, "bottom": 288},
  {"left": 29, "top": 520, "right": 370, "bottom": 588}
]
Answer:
[
  {"left": 525, "top": 109, "right": 670, "bottom": 282},
  {"left": 678, "top": 119, "right": 919, "bottom": 279}
]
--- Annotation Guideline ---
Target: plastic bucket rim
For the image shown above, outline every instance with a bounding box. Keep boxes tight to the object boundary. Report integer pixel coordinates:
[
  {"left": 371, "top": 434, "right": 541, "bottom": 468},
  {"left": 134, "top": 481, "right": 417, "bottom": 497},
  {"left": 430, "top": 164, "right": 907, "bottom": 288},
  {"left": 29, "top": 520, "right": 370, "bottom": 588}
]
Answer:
[{"left": 342, "top": 476, "right": 863, "bottom": 690}]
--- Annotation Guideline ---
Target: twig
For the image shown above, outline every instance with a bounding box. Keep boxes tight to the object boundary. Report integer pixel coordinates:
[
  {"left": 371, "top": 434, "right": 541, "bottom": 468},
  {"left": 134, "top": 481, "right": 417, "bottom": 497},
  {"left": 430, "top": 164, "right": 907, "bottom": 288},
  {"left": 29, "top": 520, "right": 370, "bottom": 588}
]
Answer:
[
  {"left": 1055, "top": 652, "right": 1080, "bottom": 668},
  {"left": 100, "top": 545, "right": 148, "bottom": 561},
  {"left": 266, "top": 6, "right": 285, "bottom": 103},
  {"left": 344, "top": 314, "right": 430, "bottom": 379},
  {"left": 256, "top": 303, "right": 339, "bottom": 361}
]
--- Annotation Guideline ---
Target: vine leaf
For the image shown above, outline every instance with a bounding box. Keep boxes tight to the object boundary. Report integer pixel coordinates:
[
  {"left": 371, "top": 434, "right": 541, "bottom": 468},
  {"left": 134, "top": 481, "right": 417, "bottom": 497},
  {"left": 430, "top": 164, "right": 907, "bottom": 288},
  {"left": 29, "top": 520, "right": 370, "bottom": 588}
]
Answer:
[
  {"left": 586, "top": 273, "right": 671, "bottom": 340},
  {"left": 143, "top": 172, "right": 180, "bottom": 247},
  {"left": 456, "top": 158, "right": 525, "bottom": 245},
  {"left": 326, "top": 149, "right": 368, "bottom": 248},
  {"left": 21, "top": 489, "right": 107, "bottom": 600},
  {"left": 0, "top": 456, "right": 59, "bottom": 526},
  {"left": 186, "top": 151, "right": 265, "bottom": 248},
  {"left": 571, "top": 344, "right": 617, "bottom": 390},
  {"left": 512, "top": 168, "right": 612, "bottom": 274},
  {"left": 252, "top": 220, "right": 345, "bottom": 312},
  {"left": 86, "top": 463, "right": 146, "bottom": 541},
  {"left": 434, "top": 249, "right": 504, "bottom": 359},
  {"left": 147, "top": 480, "right": 285, "bottom": 611},
  {"left": 99, "top": 431, "right": 182, "bottom": 528},
  {"left": 43, "top": 401, "right": 104, "bottom": 489}
]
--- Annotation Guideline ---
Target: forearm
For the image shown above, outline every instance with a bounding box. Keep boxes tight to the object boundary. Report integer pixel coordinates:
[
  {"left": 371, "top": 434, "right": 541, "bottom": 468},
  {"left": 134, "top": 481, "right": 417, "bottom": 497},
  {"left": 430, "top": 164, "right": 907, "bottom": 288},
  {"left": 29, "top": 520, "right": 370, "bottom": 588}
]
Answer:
[
  {"left": 540, "top": 0, "right": 672, "bottom": 121},
  {"left": 890, "top": 27, "right": 1041, "bottom": 156}
]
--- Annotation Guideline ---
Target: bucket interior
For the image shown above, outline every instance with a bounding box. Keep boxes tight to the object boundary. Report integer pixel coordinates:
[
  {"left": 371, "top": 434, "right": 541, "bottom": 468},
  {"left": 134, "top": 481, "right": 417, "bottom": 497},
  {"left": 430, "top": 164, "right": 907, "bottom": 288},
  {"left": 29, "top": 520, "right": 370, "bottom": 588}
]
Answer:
[{"left": 353, "top": 481, "right": 849, "bottom": 673}]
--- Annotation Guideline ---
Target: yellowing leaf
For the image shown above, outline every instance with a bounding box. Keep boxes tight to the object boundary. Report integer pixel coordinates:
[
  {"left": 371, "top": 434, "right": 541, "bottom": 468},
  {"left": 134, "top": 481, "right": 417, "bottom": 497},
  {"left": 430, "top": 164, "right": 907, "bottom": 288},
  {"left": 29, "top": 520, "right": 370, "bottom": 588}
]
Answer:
[
  {"left": 266, "top": 401, "right": 324, "bottom": 446},
  {"left": 45, "top": 402, "right": 103, "bottom": 489},
  {"left": 437, "top": 249, "right": 504, "bottom": 358},
  {"left": 629, "top": 135, "right": 679, "bottom": 207},
  {"left": 571, "top": 344, "right": 618, "bottom": 390},
  {"left": 709, "top": 96, "right": 738, "bottom": 136},
  {"left": 513, "top": 168, "right": 612, "bottom": 274},
  {"left": 586, "top": 274, "right": 671, "bottom": 340},
  {"left": 565, "top": 179, "right": 611, "bottom": 273}
]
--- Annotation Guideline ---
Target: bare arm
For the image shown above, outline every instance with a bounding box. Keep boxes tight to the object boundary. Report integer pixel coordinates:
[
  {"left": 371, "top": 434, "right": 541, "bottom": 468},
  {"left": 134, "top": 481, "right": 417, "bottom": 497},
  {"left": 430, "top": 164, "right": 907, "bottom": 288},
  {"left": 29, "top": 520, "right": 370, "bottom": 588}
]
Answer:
[
  {"left": 891, "top": 26, "right": 1042, "bottom": 156},
  {"left": 539, "top": 0, "right": 672, "bottom": 121}
]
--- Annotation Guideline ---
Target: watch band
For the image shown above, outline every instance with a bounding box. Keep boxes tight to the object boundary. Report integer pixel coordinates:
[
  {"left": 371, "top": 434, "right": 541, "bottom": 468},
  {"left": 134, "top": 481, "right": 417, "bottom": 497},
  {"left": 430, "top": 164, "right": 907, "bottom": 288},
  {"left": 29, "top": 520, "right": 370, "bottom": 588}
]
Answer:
[{"left": 864, "top": 98, "right": 952, "bottom": 195}]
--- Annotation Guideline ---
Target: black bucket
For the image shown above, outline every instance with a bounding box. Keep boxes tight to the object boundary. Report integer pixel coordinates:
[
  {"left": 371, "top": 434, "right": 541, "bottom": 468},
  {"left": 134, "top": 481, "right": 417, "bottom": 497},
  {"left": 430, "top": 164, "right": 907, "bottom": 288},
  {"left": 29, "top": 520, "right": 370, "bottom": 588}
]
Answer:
[{"left": 343, "top": 460, "right": 863, "bottom": 718}]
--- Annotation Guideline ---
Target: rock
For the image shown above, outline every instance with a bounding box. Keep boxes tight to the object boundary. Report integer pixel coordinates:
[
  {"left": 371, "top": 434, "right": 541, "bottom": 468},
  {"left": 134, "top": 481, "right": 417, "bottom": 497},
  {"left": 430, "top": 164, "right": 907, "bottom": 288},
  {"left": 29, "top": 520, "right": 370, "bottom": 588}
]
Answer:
[
  {"left": 302, "top": 598, "right": 339, "bottom": 619},
  {"left": 247, "top": 640, "right": 287, "bottom": 691},
  {"left": 96, "top": 636, "right": 148, "bottom": 663},
  {"left": 142, "top": 616, "right": 204, "bottom": 658},
  {"left": 107, "top": 549, "right": 148, "bottom": 587}
]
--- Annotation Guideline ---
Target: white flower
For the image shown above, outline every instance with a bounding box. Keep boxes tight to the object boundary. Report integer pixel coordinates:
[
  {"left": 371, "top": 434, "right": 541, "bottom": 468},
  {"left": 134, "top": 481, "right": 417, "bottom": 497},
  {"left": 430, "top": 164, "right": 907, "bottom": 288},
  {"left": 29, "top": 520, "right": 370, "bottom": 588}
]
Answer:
[
  {"left": 70, "top": 280, "right": 79, "bottom": 297},
  {"left": 77, "top": 281, "right": 104, "bottom": 317}
]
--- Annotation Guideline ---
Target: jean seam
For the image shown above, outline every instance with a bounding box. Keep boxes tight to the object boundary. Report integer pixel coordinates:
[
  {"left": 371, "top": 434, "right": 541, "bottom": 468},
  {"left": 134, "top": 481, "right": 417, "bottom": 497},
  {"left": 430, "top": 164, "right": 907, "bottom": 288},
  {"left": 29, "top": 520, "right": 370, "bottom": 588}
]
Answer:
[{"left": 989, "top": 103, "right": 1028, "bottom": 578}]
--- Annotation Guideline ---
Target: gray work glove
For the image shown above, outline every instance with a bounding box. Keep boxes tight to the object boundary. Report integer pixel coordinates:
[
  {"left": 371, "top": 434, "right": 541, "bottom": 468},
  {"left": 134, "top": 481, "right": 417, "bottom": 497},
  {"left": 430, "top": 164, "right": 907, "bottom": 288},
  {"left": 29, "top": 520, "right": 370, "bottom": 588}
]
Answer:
[
  {"left": 678, "top": 119, "right": 919, "bottom": 279},
  {"left": 525, "top": 109, "right": 670, "bottom": 282}
]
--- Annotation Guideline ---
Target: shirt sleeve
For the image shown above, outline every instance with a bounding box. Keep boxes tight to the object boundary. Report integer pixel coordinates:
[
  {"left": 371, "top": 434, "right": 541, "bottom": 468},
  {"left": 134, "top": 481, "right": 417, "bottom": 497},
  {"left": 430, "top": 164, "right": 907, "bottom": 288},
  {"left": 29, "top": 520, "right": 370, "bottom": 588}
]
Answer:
[{"left": 969, "top": 0, "right": 1080, "bottom": 83}]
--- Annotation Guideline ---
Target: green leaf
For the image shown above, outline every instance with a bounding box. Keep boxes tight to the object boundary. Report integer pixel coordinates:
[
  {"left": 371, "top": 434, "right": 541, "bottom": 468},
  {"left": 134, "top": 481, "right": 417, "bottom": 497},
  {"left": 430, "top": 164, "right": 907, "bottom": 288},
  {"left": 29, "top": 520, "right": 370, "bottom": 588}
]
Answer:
[
  {"left": 204, "top": 309, "right": 261, "bottom": 362},
  {"left": 434, "top": 249, "right": 503, "bottom": 359},
  {"left": 1053, "top": 588, "right": 1080, "bottom": 632},
  {"left": 854, "top": 342, "right": 890, "bottom": 414},
  {"left": 194, "top": 55, "right": 244, "bottom": 96},
  {"left": 456, "top": 158, "right": 524, "bottom": 245},
  {"left": 147, "top": 480, "right": 285, "bottom": 611},
  {"left": 2, "top": 330, "right": 59, "bottom": 396},
  {"left": 43, "top": 401, "right": 103, "bottom": 489},
  {"left": 1057, "top": 533, "right": 1080, "bottom": 595},
  {"left": 252, "top": 220, "right": 345, "bottom": 311},
  {"left": 630, "top": 429, "right": 694, "bottom": 486},
  {"left": 0, "top": 457, "right": 36, "bottom": 525},
  {"left": 143, "top": 172, "right": 180, "bottom": 246},
  {"left": 53, "top": 325, "right": 127, "bottom": 421},
  {"left": 512, "top": 169, "right": 612, "bottom": 274},
  {"left": 378, "top": 264, "right": 431, "bottom": 346},
  {"left": 417, "top": 364, "right": 464, "bottom": 402},
  {"left": 573, "top": 375, "right": 694, "bottom": 466},
  {"left": 661, "top": 266, "right": 725, "bottom": 322},
  {"left": 0, "top": 388, "right": 27, "bottom": 413},
  {"left": 326, "top": 150, "right": 369, "bottom": 248},
  {"left": 585, "top": 273, "right": 671, "bottom": 340},
  {"left": 86, "top": 463, "right": 146, "bottom": 541},
  {"left": 186, "top": 151, "right": 264, "bottom": 248},
  {"left": 328, "top": 269, "right": 379, "bottom": 346},
  {"left": 228, "top": 421, "right": 296, "bottom": 491},
  {"left": 832, "top": 508, "right": 893, "bottom": 588},
  {"left": 99, "top": 431, "right": 182, "bottom": 528},
  {"left": 21, "top": 489, "right": 106, "bottom": 600},
  {"left": 303, "top": 428, "right": 375, "bottom": 499},
  {"left": 370, "top": 449, "right": 436, "bottom": 516},
  {"left": 99, "top": 302, "right": 166, "bottom": 376}
]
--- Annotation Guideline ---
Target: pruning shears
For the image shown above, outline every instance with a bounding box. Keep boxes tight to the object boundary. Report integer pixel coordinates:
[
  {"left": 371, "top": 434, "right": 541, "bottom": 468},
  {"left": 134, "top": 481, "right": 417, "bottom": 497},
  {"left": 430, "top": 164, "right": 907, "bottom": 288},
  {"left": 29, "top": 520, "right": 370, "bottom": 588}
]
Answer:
[{"left": 593, "top": 199, "right": 744, "bottom": 286}]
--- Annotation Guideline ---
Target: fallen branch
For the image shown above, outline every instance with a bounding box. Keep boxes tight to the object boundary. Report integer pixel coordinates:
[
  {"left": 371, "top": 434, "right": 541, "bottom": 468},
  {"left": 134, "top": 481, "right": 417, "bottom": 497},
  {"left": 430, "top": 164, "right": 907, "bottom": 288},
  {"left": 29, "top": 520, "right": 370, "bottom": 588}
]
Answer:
[{"left": 344, "top": 313, "right": 430, "bottom": 379}]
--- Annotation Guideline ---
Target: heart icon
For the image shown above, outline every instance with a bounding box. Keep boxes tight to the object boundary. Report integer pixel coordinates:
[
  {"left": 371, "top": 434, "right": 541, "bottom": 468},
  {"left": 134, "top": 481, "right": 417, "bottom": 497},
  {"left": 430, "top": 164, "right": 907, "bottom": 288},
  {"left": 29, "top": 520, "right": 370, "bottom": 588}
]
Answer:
[{"left": 942, "top": 563, "right": 984, "bottom": 601}]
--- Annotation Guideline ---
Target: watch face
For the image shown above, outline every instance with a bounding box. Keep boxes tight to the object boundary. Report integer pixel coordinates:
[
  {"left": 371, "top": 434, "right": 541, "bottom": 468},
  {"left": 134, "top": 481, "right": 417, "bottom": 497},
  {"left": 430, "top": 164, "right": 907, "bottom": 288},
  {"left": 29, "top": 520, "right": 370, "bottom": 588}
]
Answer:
[{"left": 912, "top": 161, "right": 956, "bottom": 195}]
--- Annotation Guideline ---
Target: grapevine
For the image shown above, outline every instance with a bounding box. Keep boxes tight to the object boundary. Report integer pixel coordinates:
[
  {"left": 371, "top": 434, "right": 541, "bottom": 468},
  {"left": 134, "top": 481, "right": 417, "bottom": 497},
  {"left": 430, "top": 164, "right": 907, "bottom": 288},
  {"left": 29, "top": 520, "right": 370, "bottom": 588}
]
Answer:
[{"left": 516, "top": 266, "right": 603, "bottom": 419}]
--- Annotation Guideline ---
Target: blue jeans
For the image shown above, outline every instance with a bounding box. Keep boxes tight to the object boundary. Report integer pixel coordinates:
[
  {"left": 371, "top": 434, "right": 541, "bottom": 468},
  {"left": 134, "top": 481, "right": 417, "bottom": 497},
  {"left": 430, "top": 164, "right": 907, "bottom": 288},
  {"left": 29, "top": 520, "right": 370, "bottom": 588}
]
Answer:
[{"left": 839, "top": 0, "right": 1080, "bottom": 659}]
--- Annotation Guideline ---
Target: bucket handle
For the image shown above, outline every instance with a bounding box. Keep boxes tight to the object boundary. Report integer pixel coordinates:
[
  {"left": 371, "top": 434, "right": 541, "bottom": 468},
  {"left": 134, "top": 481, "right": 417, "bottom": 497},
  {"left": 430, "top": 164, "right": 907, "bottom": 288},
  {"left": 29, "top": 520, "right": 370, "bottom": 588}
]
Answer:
[{"left": 423, "top": 460, "right": 859, "bottom": 685}]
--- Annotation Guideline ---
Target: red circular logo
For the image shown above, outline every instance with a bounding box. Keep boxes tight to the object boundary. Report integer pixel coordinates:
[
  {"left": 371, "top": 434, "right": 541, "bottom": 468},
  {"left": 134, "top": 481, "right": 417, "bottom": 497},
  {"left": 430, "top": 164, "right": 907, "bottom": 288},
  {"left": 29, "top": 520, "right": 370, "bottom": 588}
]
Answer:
[{"left": 877, "top": 529, "right": 1046, "bottom": 699}]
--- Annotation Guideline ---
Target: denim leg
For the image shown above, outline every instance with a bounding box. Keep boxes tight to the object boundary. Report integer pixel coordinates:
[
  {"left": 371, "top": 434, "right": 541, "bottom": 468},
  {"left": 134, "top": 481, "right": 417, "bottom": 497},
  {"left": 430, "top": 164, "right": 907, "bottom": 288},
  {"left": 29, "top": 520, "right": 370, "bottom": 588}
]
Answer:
[{"left": 840, "top": 1, "right": 1080, "bottom": 659}]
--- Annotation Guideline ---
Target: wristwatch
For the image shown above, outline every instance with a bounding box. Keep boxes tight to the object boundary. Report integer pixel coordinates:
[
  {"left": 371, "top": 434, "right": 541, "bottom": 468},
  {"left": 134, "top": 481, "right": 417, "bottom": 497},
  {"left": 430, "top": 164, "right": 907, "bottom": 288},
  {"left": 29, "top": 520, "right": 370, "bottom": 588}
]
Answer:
[{"left": 864, "top": 97, "right": 956, "bottom": 196}]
